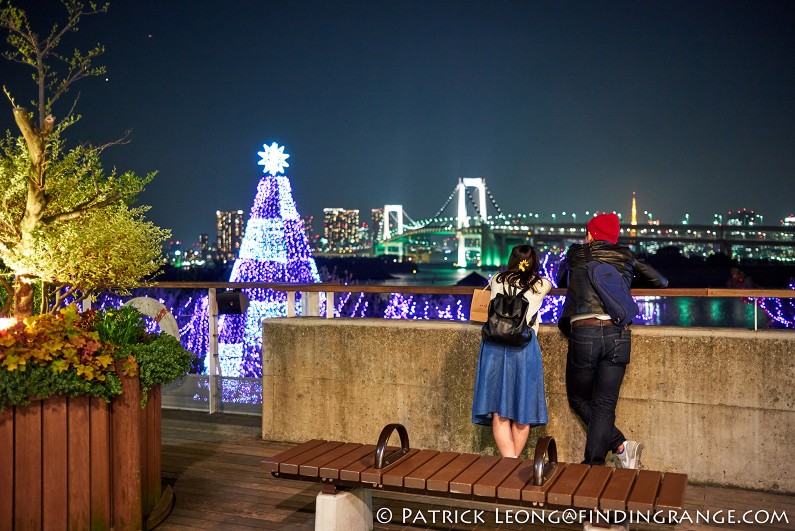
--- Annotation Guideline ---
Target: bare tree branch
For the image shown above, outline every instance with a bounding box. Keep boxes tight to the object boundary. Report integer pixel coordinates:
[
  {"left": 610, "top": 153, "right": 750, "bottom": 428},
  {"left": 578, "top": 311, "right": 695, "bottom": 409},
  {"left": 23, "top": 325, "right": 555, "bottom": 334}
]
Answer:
[
  {"left": 2, "top": 85, "right": 16, "bottom": 106},
  {"left": 63, "top": 91, "right": 80, "bottom": 121},
  {"left": 40, "top": 2, "right": 108, "bottom": 57},
  {"left": 51, "top": 284, "right": 79, "bottom": 314}
]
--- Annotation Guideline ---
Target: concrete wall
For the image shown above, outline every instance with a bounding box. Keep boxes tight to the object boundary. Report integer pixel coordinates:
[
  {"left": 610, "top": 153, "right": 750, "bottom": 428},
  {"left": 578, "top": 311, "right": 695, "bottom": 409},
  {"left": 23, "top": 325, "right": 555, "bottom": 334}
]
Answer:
[{"left": 261, "top": 319, "right": 794, "bottom": 493}]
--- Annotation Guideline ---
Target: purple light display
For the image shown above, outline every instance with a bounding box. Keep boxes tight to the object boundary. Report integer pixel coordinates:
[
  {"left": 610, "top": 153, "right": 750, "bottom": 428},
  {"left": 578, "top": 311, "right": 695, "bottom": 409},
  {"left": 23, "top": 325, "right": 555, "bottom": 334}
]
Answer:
[
  {"left": 756, "top": 281, "right": 795, "bottom": 329},
  {"left": 215, "top": 144, "right": 321, "bottom": 378}
]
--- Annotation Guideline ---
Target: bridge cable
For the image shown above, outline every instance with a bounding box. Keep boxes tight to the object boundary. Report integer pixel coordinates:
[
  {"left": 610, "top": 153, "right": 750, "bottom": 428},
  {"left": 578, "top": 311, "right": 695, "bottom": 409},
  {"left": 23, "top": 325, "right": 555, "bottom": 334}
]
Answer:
[
  {"left": 402, "top": 211, "right": 418, "bottom": 226},
  {"left": 429, "top": 186, "right": 459, "bottom": 221},
  {"left": 466, "top": 188, "right": 486, "bottom": 225},
  {"left": 485, "top": 184, "right": 503, "bottom": 216}
]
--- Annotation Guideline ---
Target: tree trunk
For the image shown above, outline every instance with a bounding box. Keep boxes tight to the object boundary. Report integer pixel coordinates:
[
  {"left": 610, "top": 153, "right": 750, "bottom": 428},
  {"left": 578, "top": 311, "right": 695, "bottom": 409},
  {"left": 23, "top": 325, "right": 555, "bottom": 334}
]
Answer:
[{"left": 14, "top": 275, "right": 35, "bottom": 318}]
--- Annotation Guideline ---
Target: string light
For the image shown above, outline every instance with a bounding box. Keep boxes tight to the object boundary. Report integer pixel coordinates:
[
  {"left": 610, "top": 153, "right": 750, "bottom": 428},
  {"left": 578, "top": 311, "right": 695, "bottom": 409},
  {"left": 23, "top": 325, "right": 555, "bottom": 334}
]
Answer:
[
  {"left": 215, "top": 144, "right": 320, "bottom": 378},
  {"left": 756, "top": 281, "right": 795, "bottom": 328}
]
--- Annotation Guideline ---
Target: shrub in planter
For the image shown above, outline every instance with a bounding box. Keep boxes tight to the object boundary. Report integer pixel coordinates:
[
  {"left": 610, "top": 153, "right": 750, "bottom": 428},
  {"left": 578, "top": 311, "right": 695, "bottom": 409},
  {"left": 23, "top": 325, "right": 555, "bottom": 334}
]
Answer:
[{"left": 0, "top": 304, "right": 194, "bottom": 409}]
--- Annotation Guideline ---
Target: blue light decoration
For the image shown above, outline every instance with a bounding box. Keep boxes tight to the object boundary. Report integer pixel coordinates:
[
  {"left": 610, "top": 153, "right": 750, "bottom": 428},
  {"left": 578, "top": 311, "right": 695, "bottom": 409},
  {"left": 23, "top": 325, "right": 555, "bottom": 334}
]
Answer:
[
  {"left": 215, "top": 142, "right": 321, "bottom": 377},
  {"left": 382, "top": 293, "right": 466, "bottom": 320},
  {"left": 756, "top": 281, "right": 795, "bottom": 329}
]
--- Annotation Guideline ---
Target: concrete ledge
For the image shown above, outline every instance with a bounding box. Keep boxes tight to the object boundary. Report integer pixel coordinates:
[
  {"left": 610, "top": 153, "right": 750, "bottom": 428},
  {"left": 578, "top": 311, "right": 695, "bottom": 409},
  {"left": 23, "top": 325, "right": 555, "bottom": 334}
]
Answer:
[{"left": 261, "top": 318, "right": 794, "bottom": 493}]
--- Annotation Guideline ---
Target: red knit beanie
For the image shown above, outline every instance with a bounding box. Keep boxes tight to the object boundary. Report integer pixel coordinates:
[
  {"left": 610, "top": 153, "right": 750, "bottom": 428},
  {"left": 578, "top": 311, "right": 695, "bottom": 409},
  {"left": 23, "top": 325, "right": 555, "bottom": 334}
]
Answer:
[{"left": 587, "top": 213, "right": 620, "bottom": 244}]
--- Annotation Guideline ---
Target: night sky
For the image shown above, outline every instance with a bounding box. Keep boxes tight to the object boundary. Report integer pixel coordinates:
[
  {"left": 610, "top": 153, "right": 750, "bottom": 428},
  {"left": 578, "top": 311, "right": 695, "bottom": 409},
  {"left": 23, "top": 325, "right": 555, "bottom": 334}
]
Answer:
[{"left": 2, "top": 0, "right": 794, "bottom": 244}]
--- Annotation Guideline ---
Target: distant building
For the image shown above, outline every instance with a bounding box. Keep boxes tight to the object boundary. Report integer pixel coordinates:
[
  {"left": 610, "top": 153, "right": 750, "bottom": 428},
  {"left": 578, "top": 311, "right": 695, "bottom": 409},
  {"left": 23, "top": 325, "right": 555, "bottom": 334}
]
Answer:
[
  {"left": 371, "top": 208, "right": 384, "bottom": 242},
  {"left": 783, "top": 215, "right": 795, "bottom": 227},
  {"left": 302, "top": 215, "right": 317, "bottom": 248},
  {"left": 163, "top": 240, "right": 183, "bottom": 265},
  {"left": 358, "top": 222, "right": 371, "bottom": 249},
  {"left": 323, "top": 208, "right": 360, "bottom": 252},
  {"left": 727, "top": 208, "right": 763, "bottom": 227},
  {"left": 216, "top": 210, "right": 246, "bottom": 260},
  {"left": 199, "top": 233, "right": 209, "bottom": 252}
]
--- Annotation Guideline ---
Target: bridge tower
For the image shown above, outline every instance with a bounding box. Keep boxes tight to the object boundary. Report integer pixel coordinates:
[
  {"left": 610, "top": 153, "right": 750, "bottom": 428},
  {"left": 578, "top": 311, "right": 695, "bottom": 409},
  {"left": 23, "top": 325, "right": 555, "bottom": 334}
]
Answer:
[
  {"left": 456, "top": 177, "right": 488, "bottom": 229},
  {"left": 382, "top": 205, "right": 404, "bottom": 239},
  {"left": 382, "top": 204, "right": 404, "bottom": 260},
  {"left": 455, "top": 178, "right": 488, "bottom": 267}
]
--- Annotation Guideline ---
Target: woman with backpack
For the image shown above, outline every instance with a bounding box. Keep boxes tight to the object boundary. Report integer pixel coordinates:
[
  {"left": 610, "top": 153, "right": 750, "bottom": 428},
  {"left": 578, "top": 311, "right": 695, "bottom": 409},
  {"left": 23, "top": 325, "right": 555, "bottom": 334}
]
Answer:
[{"left": 472, "top": 244, "right": 552, "bottom": 458}]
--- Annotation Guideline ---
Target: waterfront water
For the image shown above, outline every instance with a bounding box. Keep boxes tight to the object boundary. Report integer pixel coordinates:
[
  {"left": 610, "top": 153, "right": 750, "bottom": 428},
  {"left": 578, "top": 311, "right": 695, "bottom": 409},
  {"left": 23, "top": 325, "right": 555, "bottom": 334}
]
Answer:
[{"left": 372, "top": 265, "right": 766, "bottom": 329}]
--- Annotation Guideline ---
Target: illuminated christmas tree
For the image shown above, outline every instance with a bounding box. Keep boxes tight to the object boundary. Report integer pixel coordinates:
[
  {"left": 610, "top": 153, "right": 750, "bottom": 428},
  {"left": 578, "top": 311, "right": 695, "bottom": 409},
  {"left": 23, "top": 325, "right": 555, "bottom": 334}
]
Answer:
[{"left": 218, "top": 142, "right": 320, "bottom": 377}]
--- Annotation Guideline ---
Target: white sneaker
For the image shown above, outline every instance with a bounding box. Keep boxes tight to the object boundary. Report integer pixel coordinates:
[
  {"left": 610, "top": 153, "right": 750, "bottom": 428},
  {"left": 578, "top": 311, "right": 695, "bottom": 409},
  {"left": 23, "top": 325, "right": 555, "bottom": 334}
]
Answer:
[{"left": 617, "top": 440, "right": 643, "bottom": 469}]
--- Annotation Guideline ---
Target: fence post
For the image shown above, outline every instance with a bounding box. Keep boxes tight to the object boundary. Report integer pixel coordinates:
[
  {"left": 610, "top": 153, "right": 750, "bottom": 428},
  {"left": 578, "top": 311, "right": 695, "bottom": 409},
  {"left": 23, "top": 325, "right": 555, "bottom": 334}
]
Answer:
[
  {"left": 287, "top": 291, "right": 296, "bottom": 318},
  {"left": 326, "top": 292, "right": 335, "bottom": 319},
  {"left": 753, "top": 298, "right": 758, "bottom": 331},
  {"left": 208, "top": 288, "right": 219, "bottom": 414}
]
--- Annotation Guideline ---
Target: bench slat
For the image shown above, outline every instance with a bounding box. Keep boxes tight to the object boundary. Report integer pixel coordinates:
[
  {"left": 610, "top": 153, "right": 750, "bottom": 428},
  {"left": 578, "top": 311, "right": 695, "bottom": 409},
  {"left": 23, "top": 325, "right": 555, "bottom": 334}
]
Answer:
[
  {"left": 627, "top": 470, "right": 662, "bottom": 513},
  {"left": 404, "top": 452, "right": 461, "bottom": 490},
  {"left": 449, "top": 456, "right": 501, "bottom": 495},
  {"left": 360, "top": 449, "right": 421, "bottom": 485},
  {"left": 599, "top": 468, "right": 638, "bottom": 511},
  {"left": 547, "top": 463, "right": 590, "bottom": 506},
  {"left": 655, "top": 472, "right": 688, "bottom": 513},
  {"left": 280, "top": 441, "right": 346, "bottom": 475},
  {"left": 473, "top": 458, "right": 523, "bottom": 498},
  {"left": 573, "top": 466, "right": 613, "bottom": 509},
  {"left": 382, "top": 450, "right": 440, "bottom": 488},
  {"left": 299, "top": 443, "right": 363, "bottom": 477},
  {"left": 261, "top": 439, "right": 326, "bottom": 473},
  {"left": 522, "top": 463, "right": 567, "bottom": 504},
  {"left": 320, "top": 444, "right": 376, "bottom": 480},
  {"left": 426, "top": 453, "right": 481, "bottom": 492},
  {"left": 496, "top": 459, "right": 533, "bottom": 501}
]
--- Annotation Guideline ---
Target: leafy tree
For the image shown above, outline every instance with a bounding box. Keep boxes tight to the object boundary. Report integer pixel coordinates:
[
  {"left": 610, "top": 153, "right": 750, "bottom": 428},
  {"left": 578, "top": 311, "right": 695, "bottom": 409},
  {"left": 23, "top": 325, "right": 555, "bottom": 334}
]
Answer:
[{"left": 0, "top": 0, "right": 169, "bottom": 317}]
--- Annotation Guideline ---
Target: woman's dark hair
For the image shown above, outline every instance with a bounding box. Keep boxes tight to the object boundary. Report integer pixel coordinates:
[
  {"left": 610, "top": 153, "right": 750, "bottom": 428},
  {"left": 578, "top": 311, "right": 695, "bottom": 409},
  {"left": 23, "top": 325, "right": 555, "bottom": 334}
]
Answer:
[{"left": 494, "top": 244, "right": 543, "bottom": 293}]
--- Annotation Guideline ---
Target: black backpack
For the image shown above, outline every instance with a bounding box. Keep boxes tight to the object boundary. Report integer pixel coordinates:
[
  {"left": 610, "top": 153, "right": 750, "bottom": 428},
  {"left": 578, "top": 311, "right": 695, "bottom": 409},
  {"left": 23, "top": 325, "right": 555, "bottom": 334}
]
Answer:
[
  {"left": 583, "top": 245, "right": 639, "bottom": 326},
  {"left": 481, "top": 284, "right": 538, "bottom": 347}
]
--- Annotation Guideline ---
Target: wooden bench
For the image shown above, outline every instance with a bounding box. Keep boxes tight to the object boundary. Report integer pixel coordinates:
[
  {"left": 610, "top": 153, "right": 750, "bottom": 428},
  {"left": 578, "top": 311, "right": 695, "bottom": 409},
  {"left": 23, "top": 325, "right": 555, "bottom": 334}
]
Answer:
[{"left": 262, "top": 424, "right": 687, "bottom": 529}]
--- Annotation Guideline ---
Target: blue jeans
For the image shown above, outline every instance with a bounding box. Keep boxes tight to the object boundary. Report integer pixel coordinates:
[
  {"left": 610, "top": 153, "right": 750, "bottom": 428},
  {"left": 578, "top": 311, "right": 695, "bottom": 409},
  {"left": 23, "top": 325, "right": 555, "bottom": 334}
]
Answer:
[{"left": 565, "top": 323, "right": 632, "bottom": 465}]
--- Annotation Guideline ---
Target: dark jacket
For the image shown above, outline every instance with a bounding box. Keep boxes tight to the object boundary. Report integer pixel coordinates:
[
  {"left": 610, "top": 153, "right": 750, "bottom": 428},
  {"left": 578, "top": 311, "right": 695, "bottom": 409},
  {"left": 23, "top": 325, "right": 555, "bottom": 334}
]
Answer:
[{"left": 557, "top": 240, "right": 668, "bottom": 335}]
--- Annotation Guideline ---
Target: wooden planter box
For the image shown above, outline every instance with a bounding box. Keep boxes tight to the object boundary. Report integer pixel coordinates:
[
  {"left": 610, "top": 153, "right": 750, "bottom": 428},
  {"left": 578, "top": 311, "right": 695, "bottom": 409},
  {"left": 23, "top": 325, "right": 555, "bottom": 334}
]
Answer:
[{"left": 0, "top": 376, "right": 167, "bottom": 531}]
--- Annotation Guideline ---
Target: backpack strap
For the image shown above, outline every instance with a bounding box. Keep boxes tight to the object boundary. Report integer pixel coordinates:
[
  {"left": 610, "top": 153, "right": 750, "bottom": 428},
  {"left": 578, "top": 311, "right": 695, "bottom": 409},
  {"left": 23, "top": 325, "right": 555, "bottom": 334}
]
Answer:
[
  {"left": 506, "top": 283, "right": 529, "bottom": 299},
  {"left": 507, "top": 283, "right": 537, "bottom": 327}
]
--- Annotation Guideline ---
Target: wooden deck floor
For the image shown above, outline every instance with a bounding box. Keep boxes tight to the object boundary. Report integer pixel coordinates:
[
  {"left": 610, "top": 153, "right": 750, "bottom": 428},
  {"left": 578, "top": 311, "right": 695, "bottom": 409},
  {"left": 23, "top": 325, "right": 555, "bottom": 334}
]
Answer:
[{"left": 157, "top": 410, "right": 794, "bottom": 531}]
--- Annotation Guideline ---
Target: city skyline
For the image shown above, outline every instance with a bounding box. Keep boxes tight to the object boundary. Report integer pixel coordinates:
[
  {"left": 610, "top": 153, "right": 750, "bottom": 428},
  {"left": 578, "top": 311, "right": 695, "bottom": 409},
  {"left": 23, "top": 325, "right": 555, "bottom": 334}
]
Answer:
[
  {"left": 169, "top": 177, "right": 793, "bottom": 254},
  {"left": 1, "top": 1, "right": 793, "bottom": 243}
]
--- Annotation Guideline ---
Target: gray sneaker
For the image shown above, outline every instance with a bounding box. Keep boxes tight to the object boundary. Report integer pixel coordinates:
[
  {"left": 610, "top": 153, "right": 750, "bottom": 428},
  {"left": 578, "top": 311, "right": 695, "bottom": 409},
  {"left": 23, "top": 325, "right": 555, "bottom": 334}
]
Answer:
[{"left": 617, "top": 440, "right": 644, "bottom": 469}]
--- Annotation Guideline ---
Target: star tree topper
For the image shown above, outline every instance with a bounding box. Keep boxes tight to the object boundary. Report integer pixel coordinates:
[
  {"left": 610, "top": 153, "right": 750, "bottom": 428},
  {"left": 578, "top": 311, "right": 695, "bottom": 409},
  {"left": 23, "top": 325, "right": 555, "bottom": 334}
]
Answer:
[{"left": 258, "top": 142, "right": 290, "bottom": 176}]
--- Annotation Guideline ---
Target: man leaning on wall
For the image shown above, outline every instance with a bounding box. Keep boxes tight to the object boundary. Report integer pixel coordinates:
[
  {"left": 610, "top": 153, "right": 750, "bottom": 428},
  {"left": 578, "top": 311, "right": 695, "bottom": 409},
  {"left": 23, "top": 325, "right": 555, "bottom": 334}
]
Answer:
[{"left": 556, "top": 213, "right": 668, "bottom": 468}]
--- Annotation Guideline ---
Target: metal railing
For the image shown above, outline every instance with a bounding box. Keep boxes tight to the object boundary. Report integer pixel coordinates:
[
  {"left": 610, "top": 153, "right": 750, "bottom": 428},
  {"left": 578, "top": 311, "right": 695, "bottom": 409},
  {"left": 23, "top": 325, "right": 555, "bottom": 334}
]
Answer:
[{"left": 150, "top": 282, "right": 793, "bottom": 413}]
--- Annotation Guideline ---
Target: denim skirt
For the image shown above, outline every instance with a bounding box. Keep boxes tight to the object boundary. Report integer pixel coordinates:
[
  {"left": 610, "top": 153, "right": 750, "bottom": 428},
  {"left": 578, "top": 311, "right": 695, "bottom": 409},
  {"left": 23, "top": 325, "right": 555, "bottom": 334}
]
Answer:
[{"left": 471, "top": 333, "right": 548, "bottom": 427}]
